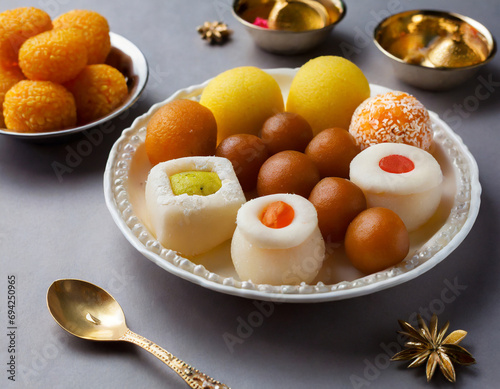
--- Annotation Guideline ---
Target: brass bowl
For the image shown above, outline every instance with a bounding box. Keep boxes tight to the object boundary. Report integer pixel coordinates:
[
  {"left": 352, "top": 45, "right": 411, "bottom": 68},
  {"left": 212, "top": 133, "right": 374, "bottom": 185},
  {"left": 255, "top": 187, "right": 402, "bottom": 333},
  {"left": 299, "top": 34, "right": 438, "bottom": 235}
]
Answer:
[
  {"left": 374, "top": 10, "right": 496, "bottom": 90},
  {"left": 232, "top": 0, "right": 346, "bottom": 55}
]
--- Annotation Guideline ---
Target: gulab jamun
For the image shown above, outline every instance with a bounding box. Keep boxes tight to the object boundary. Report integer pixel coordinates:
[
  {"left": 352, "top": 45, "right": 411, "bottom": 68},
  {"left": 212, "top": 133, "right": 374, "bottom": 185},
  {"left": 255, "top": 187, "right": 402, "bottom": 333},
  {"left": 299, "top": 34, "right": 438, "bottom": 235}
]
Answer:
[
  {"left": 305, "top": 127, "right": 360, "bottom": 178},
  {"left": 215, "top": 134, "right": 269, "bottom": 192},
  {"left": 260, "top": 112, "right": 313, "bottom": 154},
  {"left": 308, "top": 177, "right": 366, "bottom": 242},
  {"left": 257, "top": 150, "right": 320, "bottom": 198},
  {"left": 344, "top": 207, "right": 410, "bottom": 274}
]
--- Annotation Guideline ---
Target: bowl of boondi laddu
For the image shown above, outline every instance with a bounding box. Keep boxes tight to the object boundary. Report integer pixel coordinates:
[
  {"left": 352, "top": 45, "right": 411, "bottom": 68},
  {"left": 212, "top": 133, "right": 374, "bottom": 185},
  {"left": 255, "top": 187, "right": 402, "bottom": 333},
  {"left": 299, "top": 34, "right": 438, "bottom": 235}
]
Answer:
[{"left": 0, "top": 7, "right": 148, "bottom": 141}]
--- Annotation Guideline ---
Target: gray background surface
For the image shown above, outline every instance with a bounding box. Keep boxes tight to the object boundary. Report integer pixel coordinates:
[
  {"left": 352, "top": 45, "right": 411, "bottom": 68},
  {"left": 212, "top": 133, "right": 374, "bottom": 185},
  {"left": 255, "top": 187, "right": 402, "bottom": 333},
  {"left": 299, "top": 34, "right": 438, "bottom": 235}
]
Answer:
[{"left": 1, "top": 0, "right": 499, "bottom": 388}]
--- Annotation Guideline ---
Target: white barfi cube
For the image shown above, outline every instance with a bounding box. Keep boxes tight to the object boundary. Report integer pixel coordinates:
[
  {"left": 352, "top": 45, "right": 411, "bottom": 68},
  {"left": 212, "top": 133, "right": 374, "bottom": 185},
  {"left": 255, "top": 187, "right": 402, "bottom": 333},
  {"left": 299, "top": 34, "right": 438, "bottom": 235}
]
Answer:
[{"left": 145, "top": 156, "right": 246, "bottom": 257}]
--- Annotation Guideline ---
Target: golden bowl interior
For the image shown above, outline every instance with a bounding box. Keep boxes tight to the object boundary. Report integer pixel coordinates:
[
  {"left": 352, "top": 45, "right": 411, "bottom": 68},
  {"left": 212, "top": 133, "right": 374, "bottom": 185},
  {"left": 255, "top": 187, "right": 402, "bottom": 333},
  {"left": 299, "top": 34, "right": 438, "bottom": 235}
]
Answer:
[
  {"left": 233, "top": 0, "right": 345, "bottom": 32},
  {"left": 375, "top": 10, "right": 496, "bottom": 69}
]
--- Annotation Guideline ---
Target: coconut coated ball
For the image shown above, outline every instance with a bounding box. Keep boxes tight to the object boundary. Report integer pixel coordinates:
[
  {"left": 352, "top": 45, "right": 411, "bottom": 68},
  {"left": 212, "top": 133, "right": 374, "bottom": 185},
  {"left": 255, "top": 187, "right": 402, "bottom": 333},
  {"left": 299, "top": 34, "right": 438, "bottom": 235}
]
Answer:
[{"left": 349, "top": 91, "right": 433, "bottom": 151}]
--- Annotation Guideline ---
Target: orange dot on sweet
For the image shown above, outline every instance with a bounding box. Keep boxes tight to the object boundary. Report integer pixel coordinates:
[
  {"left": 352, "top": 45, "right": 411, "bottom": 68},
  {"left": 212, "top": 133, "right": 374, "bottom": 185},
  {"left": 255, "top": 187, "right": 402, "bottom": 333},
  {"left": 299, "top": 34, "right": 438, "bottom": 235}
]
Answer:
[
  {"left": 260, "top": 201, "right": 295, "bottom": 229},
  {"left": 379, "top": 154, "right": 415, "bottom": 174}
]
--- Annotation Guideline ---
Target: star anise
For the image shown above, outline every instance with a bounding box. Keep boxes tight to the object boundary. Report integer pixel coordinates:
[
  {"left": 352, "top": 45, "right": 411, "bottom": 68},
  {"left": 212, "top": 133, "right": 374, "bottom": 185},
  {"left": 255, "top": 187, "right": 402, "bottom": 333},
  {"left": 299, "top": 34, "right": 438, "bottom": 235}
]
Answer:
[
  {"left": 391, "top": 314, "right": 476, "bottom": 382},
  {"left": 197, "top": 21, "right": 232, "bottom": 44}
]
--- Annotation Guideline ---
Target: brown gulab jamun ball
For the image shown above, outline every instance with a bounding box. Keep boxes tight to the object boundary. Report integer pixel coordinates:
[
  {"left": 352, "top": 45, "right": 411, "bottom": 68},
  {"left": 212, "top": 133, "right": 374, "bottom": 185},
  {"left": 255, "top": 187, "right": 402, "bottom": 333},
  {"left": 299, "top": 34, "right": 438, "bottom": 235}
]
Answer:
[
  {"left": 260, "top": 112, "right": 313, "bottom": 154},
  {"left": 308, "top": 177, "right": 366, "bottom": 243},
  {"left": 345, "top": 207, "right": 409, "bottom": 274},
  {"left": 257, "top": 150, "right": 320, "bottom": 198},
  {"left": 216, "top": 134, "right": 269, "bottom": 192},
  {"left": 305, "top": 127, "right": 360, "bottom": 179}
]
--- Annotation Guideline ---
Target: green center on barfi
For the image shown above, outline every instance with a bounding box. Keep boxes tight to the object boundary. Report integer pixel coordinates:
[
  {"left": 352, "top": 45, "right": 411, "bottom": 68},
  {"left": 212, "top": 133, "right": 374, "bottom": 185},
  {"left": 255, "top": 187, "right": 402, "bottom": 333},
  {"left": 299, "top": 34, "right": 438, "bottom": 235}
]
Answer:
[{"left": 169, "top": 171, "right": 222, "bottom": 196}]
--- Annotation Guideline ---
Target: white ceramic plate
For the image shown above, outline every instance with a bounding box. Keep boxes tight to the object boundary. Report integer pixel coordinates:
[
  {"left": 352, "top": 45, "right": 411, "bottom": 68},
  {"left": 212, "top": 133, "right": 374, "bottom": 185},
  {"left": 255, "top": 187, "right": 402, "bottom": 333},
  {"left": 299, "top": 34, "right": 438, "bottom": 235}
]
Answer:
[
  {"left": 0, "top": 32, "right": 148, "bottom": 141},
  {"left": 103, "top": 68, "right": 480, "bottom": 303}
]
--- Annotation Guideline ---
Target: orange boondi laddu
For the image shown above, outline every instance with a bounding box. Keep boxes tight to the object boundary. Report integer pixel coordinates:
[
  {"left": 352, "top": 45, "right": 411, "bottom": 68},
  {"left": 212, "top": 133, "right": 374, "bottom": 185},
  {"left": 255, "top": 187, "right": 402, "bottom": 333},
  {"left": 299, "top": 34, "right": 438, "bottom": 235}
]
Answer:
[
  {"left": 53, "top": 10, "right": 111, "bottom": 64},
  {"left": 64, "top": 64, "right": 128, "bottom": 124},
  {"left": 0, "top": 64, "right": 25, "bottom": 128},
  {"left": 3, "top": 80, "right": 76, "bottom": 133},
  {"left": 0, "top": 7, "right": 52, "bottom": 67},
  {"left": 19, "top": 28, "right": 87, "bottom": 84}
]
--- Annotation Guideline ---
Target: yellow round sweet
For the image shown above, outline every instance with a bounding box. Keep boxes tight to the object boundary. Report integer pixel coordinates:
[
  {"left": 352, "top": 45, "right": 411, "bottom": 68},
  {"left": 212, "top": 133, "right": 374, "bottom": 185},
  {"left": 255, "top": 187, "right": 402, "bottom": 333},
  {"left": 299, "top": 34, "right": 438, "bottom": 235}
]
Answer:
[
  {"left": 199, "top": 66, "right": 284, "bottom": 144},
  {"left": 286, "top": 56, "right": 370, "bottom": 135}
]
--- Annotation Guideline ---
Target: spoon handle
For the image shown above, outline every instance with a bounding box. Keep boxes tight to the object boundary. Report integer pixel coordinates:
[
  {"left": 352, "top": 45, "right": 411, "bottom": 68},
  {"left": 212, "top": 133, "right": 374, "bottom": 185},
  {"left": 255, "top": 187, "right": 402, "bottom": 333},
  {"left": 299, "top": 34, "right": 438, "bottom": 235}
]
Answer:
[{"left": 120, "top": 329, "right": 230, "bottom": 389}]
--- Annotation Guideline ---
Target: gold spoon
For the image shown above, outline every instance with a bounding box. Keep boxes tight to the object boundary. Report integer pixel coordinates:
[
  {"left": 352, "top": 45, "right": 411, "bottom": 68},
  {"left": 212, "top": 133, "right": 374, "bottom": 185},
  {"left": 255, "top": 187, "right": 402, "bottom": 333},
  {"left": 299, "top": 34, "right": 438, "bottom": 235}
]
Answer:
[
  {"left": 267, "top": 0, "right": 329, "bottom": 31},
  {"left": 47, "top": 279, "right": 229, "bottom": 389}
]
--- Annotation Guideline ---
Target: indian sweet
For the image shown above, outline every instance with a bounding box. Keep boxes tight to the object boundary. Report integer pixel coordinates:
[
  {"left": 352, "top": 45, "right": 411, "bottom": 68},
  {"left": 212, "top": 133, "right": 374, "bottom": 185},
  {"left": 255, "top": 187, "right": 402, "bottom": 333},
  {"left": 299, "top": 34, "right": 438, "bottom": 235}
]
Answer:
[
  {"left": 0, "top": 64, "right": 25, "bottom": 128},
  {"left": 19, "top": 28, "right": 88, "bottom": 83},
  {"left": 145, "top": 156, "right": 246, "bottom": 257},
  {"left": 199, "top": 66, "right": 284, "bottom": 144},
  {"left": 286, "top": 56, "right": 370, "bottom": 134},
  {"left": 305, "top": 127, "right": 360, "bottom": 179},
  {"left": 231, "top": 193, "right": 325, "bottom": 285},
  {"left": 3, "top": 80, "right": 76, "bottom": 132},
  {"left": 215, "top": 134, "right": 269, "bottom": 192},
  {"left": 349, "top": 142, "right": 443, "bottom": 231},
  {"left": 64, "top": 64, "right": 128, "bottom": 124},
  {"left": 344, "top": 207, "right": 410, "bottom": 274},
  {"left": 256, "top": 150, "right": 320, "bottom": 198},
  {"left": 145, "top": 99, "right": 217, "bottom": 165},
  {"left": 308, "top": 177, "right": 367, "bottom": 243},
  {"left": 0, "top": 7, "right": 52, "bottom": 67},
  {"left": 260, "top": 112, "right": 313, "bottom": 154},
  {"left": 349, "top": 91, "right": 433, "bottom": 151},
  {"left": 53, "top": 9, "right": 111, "bottom": 64}
]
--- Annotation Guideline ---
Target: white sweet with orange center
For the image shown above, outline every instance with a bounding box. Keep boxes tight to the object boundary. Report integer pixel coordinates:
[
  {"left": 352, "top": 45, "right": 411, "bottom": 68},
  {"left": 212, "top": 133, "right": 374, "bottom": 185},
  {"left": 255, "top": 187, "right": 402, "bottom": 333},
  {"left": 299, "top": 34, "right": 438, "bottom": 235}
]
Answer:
[
  {"left": 349, "top": 143, "right": 443, "bottom": 231},
  {"left": 231, "top": 193, "right": 325, "bottom": 285}
]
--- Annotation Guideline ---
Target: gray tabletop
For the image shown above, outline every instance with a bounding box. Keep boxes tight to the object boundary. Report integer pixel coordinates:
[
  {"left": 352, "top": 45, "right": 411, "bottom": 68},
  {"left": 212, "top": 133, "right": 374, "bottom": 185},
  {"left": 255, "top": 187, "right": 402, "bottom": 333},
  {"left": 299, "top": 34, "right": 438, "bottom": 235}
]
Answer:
[{"left": 1, "top": 0, "right": 499, "bottom": 388}]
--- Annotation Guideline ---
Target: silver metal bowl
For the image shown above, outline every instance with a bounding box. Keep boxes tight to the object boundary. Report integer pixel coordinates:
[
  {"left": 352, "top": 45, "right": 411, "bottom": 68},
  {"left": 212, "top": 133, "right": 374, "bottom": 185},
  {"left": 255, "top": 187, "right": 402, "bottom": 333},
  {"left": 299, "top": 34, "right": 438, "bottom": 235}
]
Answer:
[
  {"left": 374, "top": 10, "right": 496, "bottom": 91},
  {"left": 232, "top": 0, "right": 346, "bottom": 55},
  {"left": 0, "top": 32, "right": 149, "bottom": 141}
]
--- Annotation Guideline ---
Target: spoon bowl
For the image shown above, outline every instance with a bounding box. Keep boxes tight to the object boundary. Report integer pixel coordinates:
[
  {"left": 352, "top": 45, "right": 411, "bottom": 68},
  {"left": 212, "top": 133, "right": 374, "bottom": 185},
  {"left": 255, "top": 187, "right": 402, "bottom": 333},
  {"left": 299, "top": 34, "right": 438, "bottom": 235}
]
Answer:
[
  {"left": 47, "top": 279, "right": 229, "bottom": 389},
  {"left": 47, "top": 279, "right": 128, "bottom": 341}
]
